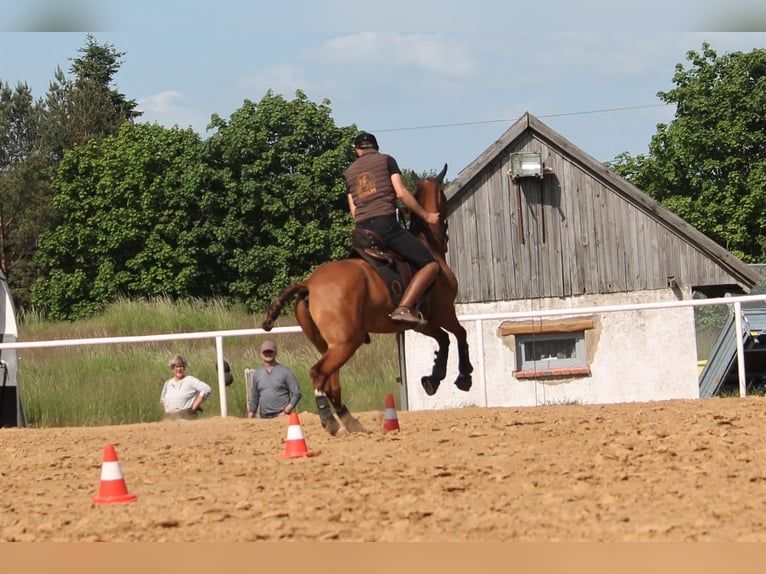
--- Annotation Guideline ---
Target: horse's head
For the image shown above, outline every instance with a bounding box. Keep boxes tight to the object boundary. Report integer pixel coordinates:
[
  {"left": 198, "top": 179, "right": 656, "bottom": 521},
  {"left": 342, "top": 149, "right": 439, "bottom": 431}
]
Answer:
[{"left": 411, "top": 163, "right": 448, "bottom": 255}]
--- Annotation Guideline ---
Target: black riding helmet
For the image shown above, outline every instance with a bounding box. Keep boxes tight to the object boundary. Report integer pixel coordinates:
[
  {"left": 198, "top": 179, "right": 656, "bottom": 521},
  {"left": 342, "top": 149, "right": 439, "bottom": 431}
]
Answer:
[{"left": 354, "top": 132, "right": 379, "bottom": 150}]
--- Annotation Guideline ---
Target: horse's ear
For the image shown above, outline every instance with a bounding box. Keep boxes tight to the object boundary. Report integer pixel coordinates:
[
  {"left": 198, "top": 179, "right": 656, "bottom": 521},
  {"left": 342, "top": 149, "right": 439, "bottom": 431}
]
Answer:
[
  {"left": 436, "top": 163, "right": 447, "bottom": 184},
  {"left": 412, "top": 170, "right": 421, "bottom": 187}
]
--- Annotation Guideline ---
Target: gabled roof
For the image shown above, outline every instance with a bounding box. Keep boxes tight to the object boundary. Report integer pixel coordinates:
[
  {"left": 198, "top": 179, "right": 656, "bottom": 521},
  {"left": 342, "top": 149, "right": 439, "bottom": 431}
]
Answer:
[{"left": 445, "top": 111, "right": 760, "bottom": 291}]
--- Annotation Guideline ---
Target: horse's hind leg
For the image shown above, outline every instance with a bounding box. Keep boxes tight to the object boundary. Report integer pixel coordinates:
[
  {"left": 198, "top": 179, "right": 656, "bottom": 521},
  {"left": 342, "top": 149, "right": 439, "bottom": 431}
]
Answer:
[
  {"left": 296, "top": 299, "right": 343, "bottom": 435},
  {"left": 305, "top": 354, "right": 344, "bottom": 436},
  {"left": 297, "top": 297, "right": 367, "bottom": 435},
  {"left": 310, "top": 343, "right": 366, "bottom": 435},
  {"left": 313, "top": 384, "right": 342, "bottom": 436},
  {"left": 325, "top": 370, "right": 366, "bottom": 434}
]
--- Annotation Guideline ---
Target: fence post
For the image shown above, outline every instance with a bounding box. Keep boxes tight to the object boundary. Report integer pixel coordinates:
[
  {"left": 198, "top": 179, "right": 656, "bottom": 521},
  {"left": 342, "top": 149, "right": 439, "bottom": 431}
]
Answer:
[
  {"left": 244, "top": 368, "right": 255, "bottom": 417},
  {"left": 475, "top": 319, "right": 487, "bottom": 407},
  {"left": 396, "top": 331, "right": 408, "bottom": 411},
  {"left": 734, "top": 301, "right": 747, "bottom": 397},
  {"left": 215, "top": 336, "right": 228, "bottom": 417}
]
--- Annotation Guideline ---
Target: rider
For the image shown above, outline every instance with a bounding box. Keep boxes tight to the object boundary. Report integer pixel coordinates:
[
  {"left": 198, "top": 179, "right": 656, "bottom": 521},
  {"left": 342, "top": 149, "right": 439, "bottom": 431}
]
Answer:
[{"left": 345, "top": 131, "right": 441, "bottom": 326}]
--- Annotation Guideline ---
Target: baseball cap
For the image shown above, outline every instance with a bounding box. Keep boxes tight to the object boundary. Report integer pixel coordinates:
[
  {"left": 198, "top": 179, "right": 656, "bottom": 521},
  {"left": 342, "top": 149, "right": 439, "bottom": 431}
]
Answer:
[{"left": 260, "top": 340, "right": 277, "bottom": 354}]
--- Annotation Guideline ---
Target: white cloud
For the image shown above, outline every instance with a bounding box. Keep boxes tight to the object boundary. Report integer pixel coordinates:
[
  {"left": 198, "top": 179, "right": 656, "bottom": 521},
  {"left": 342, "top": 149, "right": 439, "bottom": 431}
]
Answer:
[
  {"left": 311, "top": 32, "right": 477, "bottom": 79},
  {"left": 234, "top": 33, "right": 478, "bottom": 114},
  {"left": 537, "top": 33, "right": 763, "bottom": 81},
  {"left": 240, "top": 64, "right": 310, "bottom": 100},
  {"left": 136, "top": 90, "right": 210, "bottom": 134},
  {"left": 137, "top": 90, "right": 184, "bottom": 113}
]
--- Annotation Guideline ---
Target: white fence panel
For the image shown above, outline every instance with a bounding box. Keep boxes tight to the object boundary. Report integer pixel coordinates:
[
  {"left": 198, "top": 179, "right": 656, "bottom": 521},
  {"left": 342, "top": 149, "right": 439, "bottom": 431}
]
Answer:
[{"left": 2, "top": 294, "right": 765, "bottom": 417}]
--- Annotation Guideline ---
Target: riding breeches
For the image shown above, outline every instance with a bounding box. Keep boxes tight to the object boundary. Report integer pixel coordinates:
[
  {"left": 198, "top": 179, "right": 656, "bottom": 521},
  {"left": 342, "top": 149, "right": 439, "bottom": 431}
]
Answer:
[{"left": 356, "top": 215, "right": 435, "bottom": 269}]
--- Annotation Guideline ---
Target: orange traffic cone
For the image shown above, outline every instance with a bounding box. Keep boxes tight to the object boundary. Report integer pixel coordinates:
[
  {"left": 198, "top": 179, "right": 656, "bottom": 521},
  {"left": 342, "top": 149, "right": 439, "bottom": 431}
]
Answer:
[
  {"left": 383, "top": 393, "right": 400, "bottom": 432},
  {"left": 92, "top": 444, "right": 137, "bottom": 505},
  {"left": 279, "top": 412, "right": 316, "bottom": 459}
]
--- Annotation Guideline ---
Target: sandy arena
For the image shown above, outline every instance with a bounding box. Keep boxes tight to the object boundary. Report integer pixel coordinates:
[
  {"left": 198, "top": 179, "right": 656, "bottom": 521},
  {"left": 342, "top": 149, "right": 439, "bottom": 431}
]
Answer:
[{"left": 2, "top": 396, "right": 766, "bottom": 542}]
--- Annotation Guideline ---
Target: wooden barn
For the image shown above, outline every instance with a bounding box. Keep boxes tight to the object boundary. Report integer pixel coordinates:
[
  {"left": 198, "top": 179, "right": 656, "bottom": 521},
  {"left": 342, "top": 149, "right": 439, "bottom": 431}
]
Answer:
[{"left": 402, "top": 112, "right": 760, "bottom": 410}]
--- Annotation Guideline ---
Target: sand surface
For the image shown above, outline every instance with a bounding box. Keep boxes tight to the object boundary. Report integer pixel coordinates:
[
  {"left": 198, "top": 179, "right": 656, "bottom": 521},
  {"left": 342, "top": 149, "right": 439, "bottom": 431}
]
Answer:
[{"left": 3, "top": 396, "right": 766, "bottom": 542}]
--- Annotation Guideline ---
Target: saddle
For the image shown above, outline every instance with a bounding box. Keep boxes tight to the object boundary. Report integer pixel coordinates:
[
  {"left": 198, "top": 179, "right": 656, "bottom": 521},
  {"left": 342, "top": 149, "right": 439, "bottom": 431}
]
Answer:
[{"left": 349, "top": 228, "right": 414, "bottom": 307}]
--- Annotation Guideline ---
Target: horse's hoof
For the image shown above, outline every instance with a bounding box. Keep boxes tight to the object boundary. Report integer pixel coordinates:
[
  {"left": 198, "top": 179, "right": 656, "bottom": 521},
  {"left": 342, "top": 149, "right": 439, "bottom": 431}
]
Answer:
[
  {"left": 421, "top": 376, "right": 440, "bottom": 396},
  {"left": 322, "top": 418, "right": 342, "bottom": 436},
  {"left": 455, "top": 374, "right": 472, "bottom": 392},
  {"left": 340, "top": 415, "right": 366, "bottom": 433}
]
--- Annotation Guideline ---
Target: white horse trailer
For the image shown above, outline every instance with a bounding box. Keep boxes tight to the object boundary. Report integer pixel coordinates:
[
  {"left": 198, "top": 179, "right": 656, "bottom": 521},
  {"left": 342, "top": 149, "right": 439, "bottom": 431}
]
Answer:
[{"left": 0, "top": 270, "right": 24, "bottom": 427}]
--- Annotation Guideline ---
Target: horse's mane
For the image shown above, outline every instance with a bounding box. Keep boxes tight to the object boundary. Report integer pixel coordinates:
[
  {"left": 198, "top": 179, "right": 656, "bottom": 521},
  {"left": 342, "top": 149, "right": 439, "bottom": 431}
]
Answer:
[{"left": 410, "top": 164, "right": 448, "bottom": 256}]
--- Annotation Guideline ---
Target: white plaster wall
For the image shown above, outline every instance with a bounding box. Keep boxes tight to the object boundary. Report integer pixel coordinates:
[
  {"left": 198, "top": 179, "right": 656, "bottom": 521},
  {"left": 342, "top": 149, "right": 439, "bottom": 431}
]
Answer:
[{"left": 404, "top": 288, "right": 700, "bottom": 411}]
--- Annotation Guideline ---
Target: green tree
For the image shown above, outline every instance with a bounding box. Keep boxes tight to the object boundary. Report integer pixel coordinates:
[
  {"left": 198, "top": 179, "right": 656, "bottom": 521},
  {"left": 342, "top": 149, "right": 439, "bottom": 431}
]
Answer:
[
  {"left": 31, "top": 91, "right": 359, "bottom": 320},
  {"left": 0, "top": 80, "right": 52, "bottom": 307},
  {"left": 31, "top": 123, "right": 210, "bottom": 320},
  {"left": 611, "top": 42, "right": 766, "bottom": 261},
  {"left": 42, "top": 34, "right": 141, "bottom": 161},
  {"left": 205, "top": 89, "right": 356, "bottom": 310},
  {"left": 1, "top": 35, "right": 141, "bottom": 311}
]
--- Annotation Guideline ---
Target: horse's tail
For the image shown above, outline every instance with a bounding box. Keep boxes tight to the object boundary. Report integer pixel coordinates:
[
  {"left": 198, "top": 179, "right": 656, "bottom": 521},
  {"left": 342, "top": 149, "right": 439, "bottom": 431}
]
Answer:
[{"left": 262, "top": 282, "right": 309, "bottom": 331}]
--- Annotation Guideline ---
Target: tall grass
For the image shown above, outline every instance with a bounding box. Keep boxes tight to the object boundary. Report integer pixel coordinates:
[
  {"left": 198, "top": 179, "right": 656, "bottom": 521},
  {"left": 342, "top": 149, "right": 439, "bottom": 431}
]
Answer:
[{"left": 17, "top": 297, "right": 400, "bottom": 427}]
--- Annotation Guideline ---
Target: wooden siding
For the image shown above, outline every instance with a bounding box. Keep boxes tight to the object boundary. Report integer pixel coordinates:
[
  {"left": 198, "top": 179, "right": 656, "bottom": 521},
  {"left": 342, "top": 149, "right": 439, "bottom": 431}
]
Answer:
[{"left": 446, "top": 132, "right": 752, "bottom": 303}]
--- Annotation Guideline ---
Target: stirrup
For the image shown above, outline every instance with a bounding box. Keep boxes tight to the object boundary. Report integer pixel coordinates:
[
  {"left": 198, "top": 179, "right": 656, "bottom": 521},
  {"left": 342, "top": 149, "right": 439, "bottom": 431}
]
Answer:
[{"left": 389, "top": 307, "right": 426, "bottom": 327}]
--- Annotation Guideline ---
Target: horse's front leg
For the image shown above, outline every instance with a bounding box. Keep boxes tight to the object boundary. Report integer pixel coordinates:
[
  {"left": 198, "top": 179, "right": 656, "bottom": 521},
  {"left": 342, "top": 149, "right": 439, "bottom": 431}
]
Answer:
[
  {"left": 454, "top": 336, "right": 473, "bottom": 392},
  {"left": 417, "top": 325, "right": 450, "bottom": 396},
  {"left": 447, "top": 320, "right": 473, "bottom": 392},
  {"left": 313, "top": 343, "right": 366, "bottom": 435}
]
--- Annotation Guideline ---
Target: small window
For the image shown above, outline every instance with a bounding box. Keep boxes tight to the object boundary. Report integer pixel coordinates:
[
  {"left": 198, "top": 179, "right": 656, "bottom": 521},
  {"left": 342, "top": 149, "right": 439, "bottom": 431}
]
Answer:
[
  {"left": 515, "top": 332, "right": 588, "bottom": 375},
  {"left": 500, "top": 317, "right": 593, "bottom": 379}
]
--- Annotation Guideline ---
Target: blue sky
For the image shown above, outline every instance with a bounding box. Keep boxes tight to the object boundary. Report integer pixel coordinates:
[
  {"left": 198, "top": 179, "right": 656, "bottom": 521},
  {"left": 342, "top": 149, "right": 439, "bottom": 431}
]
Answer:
[{"left": 1, "top": 6, "right": 765, "bottom": 176}]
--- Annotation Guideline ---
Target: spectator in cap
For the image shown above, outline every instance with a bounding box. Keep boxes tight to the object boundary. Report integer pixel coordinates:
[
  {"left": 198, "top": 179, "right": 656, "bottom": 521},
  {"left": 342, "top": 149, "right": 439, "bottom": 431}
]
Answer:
[
  {"left": 247, "top": 340, "right": 302, "bottom": 419},
  {"left": 345, "top": 131, "right": 441, "bottom": 326},
  {"left": 160, "top": 355, "right": 212, "bottom": 420}
]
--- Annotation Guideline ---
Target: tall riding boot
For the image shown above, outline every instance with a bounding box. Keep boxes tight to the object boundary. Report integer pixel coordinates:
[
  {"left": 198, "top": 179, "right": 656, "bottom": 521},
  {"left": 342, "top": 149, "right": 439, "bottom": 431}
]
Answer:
[{"left": 390, "top": 261, "right": 440, "bottom": 326}]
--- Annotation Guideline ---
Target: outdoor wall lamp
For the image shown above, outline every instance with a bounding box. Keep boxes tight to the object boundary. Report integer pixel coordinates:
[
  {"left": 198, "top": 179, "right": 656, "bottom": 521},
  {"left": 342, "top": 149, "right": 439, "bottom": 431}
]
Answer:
[{"left": 510, "top": 152, "right": 544, "bottom": 180}]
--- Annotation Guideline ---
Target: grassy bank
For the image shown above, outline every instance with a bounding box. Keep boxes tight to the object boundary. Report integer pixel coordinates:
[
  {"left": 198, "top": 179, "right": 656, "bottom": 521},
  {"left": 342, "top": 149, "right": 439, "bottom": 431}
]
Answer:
[{"left": 17, "top": 297, "right": 400, "bottom": 427}]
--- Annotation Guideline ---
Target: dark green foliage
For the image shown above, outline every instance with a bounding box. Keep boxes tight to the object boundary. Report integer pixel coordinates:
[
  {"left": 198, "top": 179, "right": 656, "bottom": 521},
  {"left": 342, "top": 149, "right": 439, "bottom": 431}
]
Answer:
[
  {"left": 6, "top": 35, "right": 434, "bottom": 320},
  {"left": 0, "top": 80, "right": 53, "bottom": 308},
  {"left": 32, "top": 91, "right": 359, "bottom": 319},
  {"left": 31, "top": 123, "right": 211, "bottom": 319},
  {"left": 204, "top": 90, "right": 357, "bottom": 310},
  {"left": 1, "top": 34, "right": 142, "bottom": 311},
  {"left": 611, "top": 42, "right": 766, "bottom": 262}
]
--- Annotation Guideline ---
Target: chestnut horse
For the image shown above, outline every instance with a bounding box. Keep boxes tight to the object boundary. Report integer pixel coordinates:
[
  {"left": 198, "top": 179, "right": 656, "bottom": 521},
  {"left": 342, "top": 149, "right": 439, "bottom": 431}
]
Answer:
[{"left": 262, "top": 164, "right": 473, "bottom": 435}]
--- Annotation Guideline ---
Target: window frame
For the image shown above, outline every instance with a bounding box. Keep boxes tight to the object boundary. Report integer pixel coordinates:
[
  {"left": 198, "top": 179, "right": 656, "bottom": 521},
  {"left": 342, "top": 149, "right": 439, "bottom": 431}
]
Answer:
[
  {"left": 515, "top": 331, "right": 587, "bottom": 371},
  {"left": 499, "top": 316, "right": 594, "bottom": 380}
]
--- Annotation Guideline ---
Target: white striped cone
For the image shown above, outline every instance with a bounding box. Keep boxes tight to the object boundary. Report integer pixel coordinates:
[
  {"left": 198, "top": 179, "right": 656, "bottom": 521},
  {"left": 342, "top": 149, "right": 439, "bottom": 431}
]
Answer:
[
  {"left": 383, "top": 393, "right": 400, "bottom": 432},
  {"left": 279, "top": 412, "right": 316, "bottom": 458},
  {"left": 92, "top": 444, "right": 137, "bottom": 504}
]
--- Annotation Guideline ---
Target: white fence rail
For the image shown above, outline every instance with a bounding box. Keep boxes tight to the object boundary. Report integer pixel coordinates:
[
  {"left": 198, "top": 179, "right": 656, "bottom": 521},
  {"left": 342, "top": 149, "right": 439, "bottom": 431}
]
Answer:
[
  {"left": 0, "top": 325, "right": 302, "bottom": 418},
  {"left": 1, "top": 293, "right": 765, "bottom": 417},
  {"left": 453, "top": 293, "right": 766, "bottom": 406}
]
